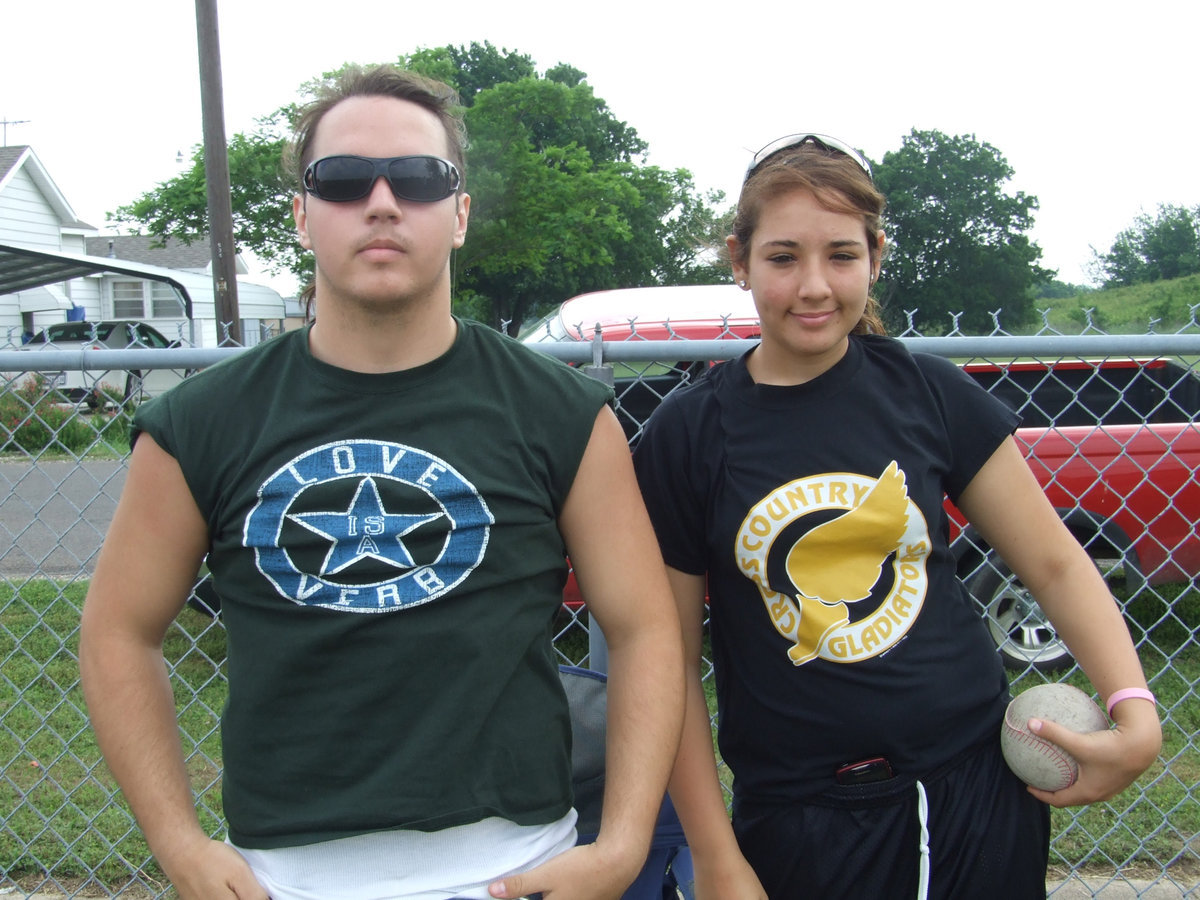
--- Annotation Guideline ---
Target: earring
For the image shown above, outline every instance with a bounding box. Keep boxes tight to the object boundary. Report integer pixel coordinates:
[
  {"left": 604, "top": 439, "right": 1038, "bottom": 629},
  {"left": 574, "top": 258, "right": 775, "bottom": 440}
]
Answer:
[{"left": 738, "top": 280, "right": 747, "bottom": 288}]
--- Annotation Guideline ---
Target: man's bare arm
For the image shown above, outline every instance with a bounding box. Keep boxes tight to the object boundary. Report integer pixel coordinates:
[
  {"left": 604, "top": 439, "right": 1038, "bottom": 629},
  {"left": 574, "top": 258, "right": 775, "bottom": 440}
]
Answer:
[
  {"left": 79, "top": 435, "right": 266, "bottom": 898},
  {"left": 490, "top": 407, "right": 685, "bottom": 899}
]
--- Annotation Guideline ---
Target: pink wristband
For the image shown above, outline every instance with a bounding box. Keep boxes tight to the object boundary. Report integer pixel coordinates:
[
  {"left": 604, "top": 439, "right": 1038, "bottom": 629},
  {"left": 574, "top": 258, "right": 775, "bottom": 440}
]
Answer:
[{"left": 1106, "top": 688, "right": 1156, "bottom": 718}]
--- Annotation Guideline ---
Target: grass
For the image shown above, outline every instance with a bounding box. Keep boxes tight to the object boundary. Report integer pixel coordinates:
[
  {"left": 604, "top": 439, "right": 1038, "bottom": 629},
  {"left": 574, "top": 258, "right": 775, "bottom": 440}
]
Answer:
[
  {"left": 1, "top": 579, "right": 226, "bottom": 890},
  {"left": 2, "top": 578, "right": 1197, "bottom": 891},
  {"left": 1013, "top": 651, "right": 1200, "bottom": 876}
]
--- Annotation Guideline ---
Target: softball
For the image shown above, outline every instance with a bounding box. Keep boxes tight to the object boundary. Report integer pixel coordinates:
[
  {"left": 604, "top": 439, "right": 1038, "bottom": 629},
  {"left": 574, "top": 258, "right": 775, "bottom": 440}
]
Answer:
[{"left": 1001, "top": 683, "right": 1109, "bottom": 791}]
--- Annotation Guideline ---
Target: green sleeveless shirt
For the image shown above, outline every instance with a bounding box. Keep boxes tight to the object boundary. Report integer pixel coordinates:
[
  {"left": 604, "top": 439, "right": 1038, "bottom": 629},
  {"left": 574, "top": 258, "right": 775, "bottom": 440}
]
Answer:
[{"left": 134, "top": 319, "right": 613, "bottom": 849}]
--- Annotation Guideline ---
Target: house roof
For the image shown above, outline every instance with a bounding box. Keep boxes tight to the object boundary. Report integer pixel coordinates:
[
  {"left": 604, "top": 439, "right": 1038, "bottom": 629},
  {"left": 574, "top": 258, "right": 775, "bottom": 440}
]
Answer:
[
  {"left": 0, "top": 145, "right": 95, "bottom": 230},
  {"left": 0, "top": 146, "right": 27, "bottom": 177},
  {"left": 85, "top": 234, "right": 221, "bottom": 270}
]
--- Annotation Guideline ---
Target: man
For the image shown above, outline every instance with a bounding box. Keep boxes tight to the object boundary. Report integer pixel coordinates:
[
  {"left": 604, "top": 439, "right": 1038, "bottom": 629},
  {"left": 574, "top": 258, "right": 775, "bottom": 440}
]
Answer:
[{"left": 80, "top": 65, "right": 684, "bottom": 900}]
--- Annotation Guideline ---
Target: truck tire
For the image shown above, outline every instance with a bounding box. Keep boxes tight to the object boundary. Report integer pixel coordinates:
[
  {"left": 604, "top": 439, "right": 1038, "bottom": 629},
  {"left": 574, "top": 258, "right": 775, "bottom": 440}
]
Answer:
[{"left": 966, "top": 549, "right": 1129, "bottom": 672}]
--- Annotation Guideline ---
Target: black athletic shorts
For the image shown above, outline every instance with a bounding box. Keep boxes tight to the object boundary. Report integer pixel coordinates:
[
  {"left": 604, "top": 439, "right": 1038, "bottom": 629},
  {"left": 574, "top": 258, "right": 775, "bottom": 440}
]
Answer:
[{"left": 731, "top": 738, "right": 1050, "bottom": 900}]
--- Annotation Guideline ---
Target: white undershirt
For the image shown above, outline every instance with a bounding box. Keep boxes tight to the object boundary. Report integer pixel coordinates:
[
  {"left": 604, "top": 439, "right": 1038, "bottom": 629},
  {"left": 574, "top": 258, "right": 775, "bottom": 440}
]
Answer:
[{"left": 230, "top": 810, "right": 577, "bottom": 900}]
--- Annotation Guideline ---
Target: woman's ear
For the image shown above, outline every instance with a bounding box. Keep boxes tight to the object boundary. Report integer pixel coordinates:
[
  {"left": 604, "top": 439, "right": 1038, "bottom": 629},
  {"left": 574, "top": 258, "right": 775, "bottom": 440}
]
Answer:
[{"left": 727, "top": 235, "right": 749, "bottom": 289}]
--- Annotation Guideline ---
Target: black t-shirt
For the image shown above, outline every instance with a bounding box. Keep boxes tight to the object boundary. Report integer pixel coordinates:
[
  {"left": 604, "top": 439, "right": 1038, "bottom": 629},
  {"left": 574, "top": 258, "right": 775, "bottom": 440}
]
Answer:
[{"left": 634, "top": 334, "right": 1020, "bottom": 802}]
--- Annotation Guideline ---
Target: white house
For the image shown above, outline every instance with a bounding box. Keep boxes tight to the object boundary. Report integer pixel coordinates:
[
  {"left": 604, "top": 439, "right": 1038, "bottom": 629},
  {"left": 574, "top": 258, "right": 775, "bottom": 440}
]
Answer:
[{"left": 0, "top": 145, "right": 287, "bottom": 347}]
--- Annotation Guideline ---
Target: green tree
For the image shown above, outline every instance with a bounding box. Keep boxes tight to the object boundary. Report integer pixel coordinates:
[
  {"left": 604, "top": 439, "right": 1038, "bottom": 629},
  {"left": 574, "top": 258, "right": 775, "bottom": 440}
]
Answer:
[
  {"left": 405, "top": 42, "right": 537, "bottom": 103},
  {"left": 1090, "top": 203, "right": 1200, "bottom": 287},
  {"left": 111, "top": 42, "right": 725, "bottom": 325},
  {"left": 873, "top": 129, "right": 1050, "bottom": 334},
  {"left": 452, "top": 70, "right": 726, "bottom": 330},
  {"left": 1035, "top": 279, "right": 1092, "bottom": 300},
  {"left": 111, "top": 128, "right": 301, "bottom": 278}
]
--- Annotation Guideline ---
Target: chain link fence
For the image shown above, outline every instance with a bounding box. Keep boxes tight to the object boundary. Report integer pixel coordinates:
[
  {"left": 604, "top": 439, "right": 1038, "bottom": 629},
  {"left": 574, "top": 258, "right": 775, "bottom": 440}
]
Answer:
[{"left": 1, "top": 317, "right": 1197, "bottom": 897}]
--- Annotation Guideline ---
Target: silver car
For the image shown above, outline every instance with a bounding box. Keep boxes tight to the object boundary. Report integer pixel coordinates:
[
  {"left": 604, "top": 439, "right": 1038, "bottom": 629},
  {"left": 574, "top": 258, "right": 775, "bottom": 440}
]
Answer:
[{"left": 19, "top": 320, "right": 189, "bottom": 407}]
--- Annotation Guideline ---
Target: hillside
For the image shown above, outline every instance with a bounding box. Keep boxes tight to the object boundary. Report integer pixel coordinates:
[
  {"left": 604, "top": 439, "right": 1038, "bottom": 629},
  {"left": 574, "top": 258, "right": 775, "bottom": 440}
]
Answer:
[{"left": 1029, "top": 273, "right": 1200, "bottom": 335}]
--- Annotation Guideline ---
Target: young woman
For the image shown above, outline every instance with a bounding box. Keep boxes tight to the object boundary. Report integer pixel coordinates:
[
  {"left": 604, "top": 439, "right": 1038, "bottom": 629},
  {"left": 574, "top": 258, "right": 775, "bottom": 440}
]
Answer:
[{"left": 632, "top": 133, "right": 1162, "bottom": 899}]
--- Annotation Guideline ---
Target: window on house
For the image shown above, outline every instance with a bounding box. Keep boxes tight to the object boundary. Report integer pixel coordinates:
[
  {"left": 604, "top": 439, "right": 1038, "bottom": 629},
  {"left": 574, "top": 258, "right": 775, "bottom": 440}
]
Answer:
[
  {"left": 151, "top": 282, "right": 185, "bottom": 317},
  {"left": 111, "top": 281, "right": 145, "bottom": 318},
  {"left": 110, "top": 280, "right": 186, "bottom": 319}
]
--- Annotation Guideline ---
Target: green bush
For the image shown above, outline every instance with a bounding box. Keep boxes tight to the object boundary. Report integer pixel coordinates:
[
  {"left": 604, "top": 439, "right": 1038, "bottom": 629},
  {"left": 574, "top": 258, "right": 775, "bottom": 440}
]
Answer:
[{"left": 0, "top": 375, "right": 132, "bottom": 456}]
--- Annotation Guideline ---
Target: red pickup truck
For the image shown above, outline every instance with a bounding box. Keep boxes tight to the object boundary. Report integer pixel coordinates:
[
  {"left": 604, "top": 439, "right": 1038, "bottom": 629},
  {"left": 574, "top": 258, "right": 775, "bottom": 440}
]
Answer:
[
  {"left": 951, "top": 357, "right": 1200, "bottom": 670},
  {"left": 526, "top": 286, "right": 1200, "bottom": 672}
]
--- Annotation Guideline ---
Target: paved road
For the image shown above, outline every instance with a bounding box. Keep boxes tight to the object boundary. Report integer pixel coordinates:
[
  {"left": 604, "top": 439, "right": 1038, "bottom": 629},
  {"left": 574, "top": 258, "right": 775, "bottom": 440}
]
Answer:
[{"left": 0, "top": 459, "right": 126, "bottom": 578}]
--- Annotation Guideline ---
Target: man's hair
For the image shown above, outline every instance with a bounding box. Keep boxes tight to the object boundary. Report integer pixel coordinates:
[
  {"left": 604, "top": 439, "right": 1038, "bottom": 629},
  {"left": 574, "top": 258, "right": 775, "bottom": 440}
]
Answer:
[
  {"left": 729, "top": 144, "right": 888, "bottom": 335},
  {"left": 285, "top": 64, "right": 468, "bottom": 192}
]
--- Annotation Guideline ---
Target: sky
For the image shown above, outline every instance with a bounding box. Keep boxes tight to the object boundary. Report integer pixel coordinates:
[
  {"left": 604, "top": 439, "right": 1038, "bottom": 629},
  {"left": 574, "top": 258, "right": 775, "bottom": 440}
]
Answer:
[{"left": 3, "top": 0, "right": 1198, "bottom": 290}]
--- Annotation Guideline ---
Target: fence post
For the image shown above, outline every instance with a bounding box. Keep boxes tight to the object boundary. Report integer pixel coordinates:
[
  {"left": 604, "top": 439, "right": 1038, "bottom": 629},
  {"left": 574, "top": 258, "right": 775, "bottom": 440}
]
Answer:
[{"left": 580, "top": 323, "right": 615, "bottom": 673}]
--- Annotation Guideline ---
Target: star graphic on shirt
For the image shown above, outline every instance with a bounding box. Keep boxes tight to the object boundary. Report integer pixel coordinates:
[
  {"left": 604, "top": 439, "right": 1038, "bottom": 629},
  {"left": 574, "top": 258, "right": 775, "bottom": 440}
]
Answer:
[{"left": 288, "top": 476, "right": 442, "bottom": 576}]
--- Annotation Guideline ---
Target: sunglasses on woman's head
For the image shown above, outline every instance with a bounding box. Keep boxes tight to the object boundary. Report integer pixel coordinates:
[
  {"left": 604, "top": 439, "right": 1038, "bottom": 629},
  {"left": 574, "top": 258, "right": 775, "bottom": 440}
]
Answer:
[
  {"left": 303, "top": 155, "right": 461, "bottom": 203},
  {"left": 745, "top": 133, "right": 872, "bottom": 181}
]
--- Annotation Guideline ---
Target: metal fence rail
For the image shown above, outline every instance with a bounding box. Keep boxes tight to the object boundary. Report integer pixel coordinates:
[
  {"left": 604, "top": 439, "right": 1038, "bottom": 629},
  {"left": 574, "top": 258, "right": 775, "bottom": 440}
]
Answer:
[{"left": 1, "top": 325, "right": 1197, "bottom": 898}]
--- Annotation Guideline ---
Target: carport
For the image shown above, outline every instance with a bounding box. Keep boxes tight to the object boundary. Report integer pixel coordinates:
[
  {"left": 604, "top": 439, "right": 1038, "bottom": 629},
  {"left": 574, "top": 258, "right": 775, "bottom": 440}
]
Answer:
[
  {"left": 0, "top": 240, "right": 287, "bottom": 347},
  {"left": 0, "top": 241, "right": 196, "bottom": 320}
]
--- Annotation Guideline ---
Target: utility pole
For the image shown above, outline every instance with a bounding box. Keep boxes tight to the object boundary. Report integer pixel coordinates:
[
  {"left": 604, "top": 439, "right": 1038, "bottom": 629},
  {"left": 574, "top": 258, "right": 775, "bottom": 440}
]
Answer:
[{"left": 194, "top": 0, "right": 241, "bottom": 345}]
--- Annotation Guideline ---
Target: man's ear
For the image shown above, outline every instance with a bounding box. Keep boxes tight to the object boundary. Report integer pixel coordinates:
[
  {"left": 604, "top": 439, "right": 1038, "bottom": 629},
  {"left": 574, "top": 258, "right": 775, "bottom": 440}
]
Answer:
[
  {"left": 452, "top": 193, "right": 471, "bottom": 249},
  {"left": 294, "top": 194, "right": 312, "bottom": 250}
]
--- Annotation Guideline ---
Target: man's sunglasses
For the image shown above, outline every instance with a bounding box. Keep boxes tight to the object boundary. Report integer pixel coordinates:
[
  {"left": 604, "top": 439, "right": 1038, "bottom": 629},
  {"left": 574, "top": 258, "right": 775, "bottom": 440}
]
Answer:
[
  {"left": 746, "top": 133, "right": 872, "bottom": 181},
  {"left": 303, "top": 155, "right": 461, "bottom": 203}
]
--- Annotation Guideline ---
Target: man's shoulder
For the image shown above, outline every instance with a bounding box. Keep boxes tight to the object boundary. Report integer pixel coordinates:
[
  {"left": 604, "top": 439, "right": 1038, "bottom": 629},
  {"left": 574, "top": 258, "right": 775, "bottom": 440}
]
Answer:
[
  {"left": 134, "top": 329, "right": 302, "bottom": 428},
  {"left": 460, "top": 319, "right": 614, "bottom": 400},
  {"left": 183, "top": 328, "right": 302, "bottom": 389},
  {"left": 460, "top": 318, "right": 565, "bottom": 365}
]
